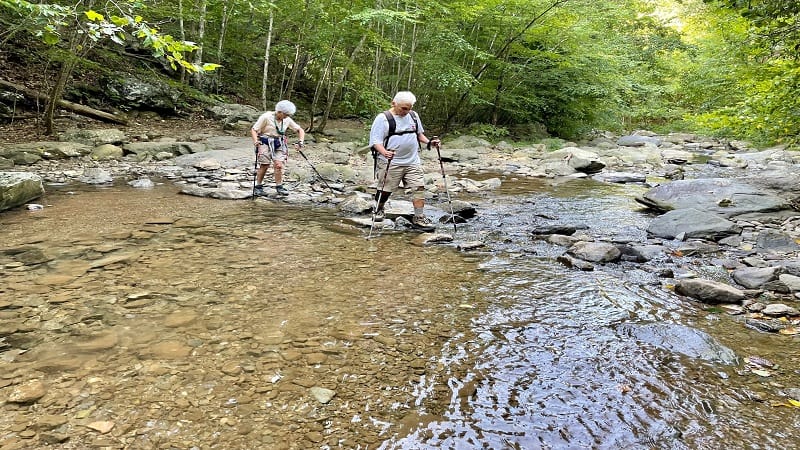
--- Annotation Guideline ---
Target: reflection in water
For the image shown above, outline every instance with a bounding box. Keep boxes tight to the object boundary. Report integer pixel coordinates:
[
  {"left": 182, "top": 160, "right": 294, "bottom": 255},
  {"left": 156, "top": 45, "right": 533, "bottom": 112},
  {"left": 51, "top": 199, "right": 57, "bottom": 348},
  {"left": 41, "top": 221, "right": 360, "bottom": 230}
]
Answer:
[{"left": 2, "top": 179, "right": 799, "bottom": 449}]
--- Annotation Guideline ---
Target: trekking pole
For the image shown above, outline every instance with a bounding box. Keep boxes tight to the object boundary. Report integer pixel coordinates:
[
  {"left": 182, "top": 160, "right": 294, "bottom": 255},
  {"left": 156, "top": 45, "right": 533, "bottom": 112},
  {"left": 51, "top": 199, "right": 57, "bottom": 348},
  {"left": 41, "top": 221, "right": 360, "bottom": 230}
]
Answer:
[
  {"left": 367, "top": 154, "right": 393, "bottom": 240},
  {"left": 432, "top": 136, "right": 457, "bottom": 233},
  {"left": 294, "top": 143, "right": 335, "bottom": 192},
  {"left": 251, "top": 143, "right": 259, "bottom": 199}
]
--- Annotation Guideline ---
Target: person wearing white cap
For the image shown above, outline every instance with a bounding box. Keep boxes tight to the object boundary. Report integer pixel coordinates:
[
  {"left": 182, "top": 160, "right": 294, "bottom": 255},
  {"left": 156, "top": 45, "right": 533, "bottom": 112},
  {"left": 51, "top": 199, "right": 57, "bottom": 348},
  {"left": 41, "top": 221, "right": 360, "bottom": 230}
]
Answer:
[{"left": 251, "top": 100, "right": 305, "bottom": 196}]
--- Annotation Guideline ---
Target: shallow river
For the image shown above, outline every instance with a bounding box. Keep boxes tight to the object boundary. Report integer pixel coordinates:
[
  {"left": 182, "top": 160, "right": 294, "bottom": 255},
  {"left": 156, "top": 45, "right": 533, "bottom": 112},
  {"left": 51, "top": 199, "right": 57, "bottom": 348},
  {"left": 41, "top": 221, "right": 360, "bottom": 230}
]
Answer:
[{"left": 1, "top": 178, "right": 798, "bottom": 449}]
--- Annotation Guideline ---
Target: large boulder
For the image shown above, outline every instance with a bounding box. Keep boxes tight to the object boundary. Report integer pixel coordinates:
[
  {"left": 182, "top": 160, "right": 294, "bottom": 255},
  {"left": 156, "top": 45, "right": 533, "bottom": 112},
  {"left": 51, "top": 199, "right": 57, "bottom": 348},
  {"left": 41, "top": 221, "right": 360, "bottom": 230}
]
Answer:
[
  {"left": 674, "top": 278, "right": 746, "bottom": 304},
  {"left": 102, "top": 74, "right": 182, "bottom": 114},
  {"left": 617, "top": 135, "right": 662, "bottom": 147},
  {"left": 0, "top": 141, "right": 92, "bottom": 165},
  {"left": 59, "top": 128, "right": 127, "bottom": 146},
  {"left": 123, "top": 142, "right": 207, "bottom": 159},
  {"left": 0, "top": 172, "right": 44, "bottom": 212},
  {"left": 635, "top": 178, "right": 793, "bottom": 219},
  {"left": 647, "top": 208, "right": 741, "bottom": 241},
  {"left": 205, "top": 103, "right": 262, "bottom": 125},
  {"left": 547, "top": 147, "right": 605, "bottom": 174}
]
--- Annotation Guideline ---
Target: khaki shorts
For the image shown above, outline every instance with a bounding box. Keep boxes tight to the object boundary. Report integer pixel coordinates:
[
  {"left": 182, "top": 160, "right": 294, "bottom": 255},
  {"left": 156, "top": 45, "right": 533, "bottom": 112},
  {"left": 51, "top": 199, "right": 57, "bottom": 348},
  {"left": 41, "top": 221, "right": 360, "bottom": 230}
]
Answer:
[
  {"left": 256, "top": 137, "right": 287, "bottom": 165},
  {"left": 375, "top": 161, "right": 425, "bottom": 192},
  {"left": 257, "top": 147, "right": 287, "bottom": 165}
]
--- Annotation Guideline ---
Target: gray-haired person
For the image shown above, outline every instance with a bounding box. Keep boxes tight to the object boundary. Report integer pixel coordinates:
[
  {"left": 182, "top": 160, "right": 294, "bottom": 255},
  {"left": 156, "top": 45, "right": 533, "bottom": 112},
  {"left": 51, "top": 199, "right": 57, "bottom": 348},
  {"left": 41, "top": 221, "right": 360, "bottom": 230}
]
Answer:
[
  {"left": 251, "top": 100, "right": 305, "bottom": 196},
  {"left": 369, "top": 91, "right": 441, "bottom": 231}
]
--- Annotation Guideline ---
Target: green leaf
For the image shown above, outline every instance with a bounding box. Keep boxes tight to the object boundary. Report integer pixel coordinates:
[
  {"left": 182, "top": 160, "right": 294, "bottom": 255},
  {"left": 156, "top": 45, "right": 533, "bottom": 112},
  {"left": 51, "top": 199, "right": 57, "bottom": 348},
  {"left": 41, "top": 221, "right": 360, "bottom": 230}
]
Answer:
[{"left": 84, "top": 10, "right": 104, "bottom": 22}]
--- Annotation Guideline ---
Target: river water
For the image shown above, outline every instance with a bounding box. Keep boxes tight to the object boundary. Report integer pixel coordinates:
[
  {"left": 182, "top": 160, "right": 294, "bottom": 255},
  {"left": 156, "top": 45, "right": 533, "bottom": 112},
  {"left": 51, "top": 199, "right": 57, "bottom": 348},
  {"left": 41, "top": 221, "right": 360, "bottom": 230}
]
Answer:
[{"left": 1, "top": 178, "right": 798, "bottom": 449}]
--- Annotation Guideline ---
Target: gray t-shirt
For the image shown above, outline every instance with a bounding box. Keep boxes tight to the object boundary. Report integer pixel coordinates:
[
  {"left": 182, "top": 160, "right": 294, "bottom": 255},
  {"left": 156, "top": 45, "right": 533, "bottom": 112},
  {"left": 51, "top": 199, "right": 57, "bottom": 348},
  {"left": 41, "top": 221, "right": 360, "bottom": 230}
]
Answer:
[{"left": 369, "top": 112, "right": 424, "bottom": 166}]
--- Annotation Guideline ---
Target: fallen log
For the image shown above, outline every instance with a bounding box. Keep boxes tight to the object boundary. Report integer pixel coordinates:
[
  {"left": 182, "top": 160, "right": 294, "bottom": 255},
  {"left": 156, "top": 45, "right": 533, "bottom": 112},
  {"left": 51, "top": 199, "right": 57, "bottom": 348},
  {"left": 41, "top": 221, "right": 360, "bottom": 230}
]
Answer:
[{"left": 0, "top": 78, "right": 128, "bottom": 126}]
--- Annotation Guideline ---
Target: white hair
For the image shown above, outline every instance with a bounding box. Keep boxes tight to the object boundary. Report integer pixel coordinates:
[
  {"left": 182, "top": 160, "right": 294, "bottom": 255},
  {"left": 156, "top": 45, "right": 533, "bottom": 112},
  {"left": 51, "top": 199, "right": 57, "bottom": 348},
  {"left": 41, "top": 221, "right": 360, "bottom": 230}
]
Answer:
[
  {"left": 275, "top": 100, "right": 297, "bottom": 115},
  {"left": 392, "top": 91, "right": 416, "bottom": 105}
]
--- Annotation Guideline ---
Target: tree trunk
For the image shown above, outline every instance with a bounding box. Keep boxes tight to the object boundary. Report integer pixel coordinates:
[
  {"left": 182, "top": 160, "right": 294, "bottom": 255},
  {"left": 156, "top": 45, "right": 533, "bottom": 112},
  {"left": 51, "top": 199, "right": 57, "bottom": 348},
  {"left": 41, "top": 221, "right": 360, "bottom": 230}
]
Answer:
[
  {"left": 308, "top": 45, "right": 337, "bottom": 132},
  {"left": 284, "top": 44, "right": 301, "bottom": 100},
  {"left": 192, "top": 0, "right": 208, "bottom": 88},
  {"left": 44, "top": 31, "right": 83, "bottom": 135},
  {"left": 0, "top": 79, "right": 128, "bottom": 126},
  {"left": 442, "top": 0, "right": 570, "bottom": 132},
  {"left": 214, "top": 0, "right": 231, "bottom": 92},
  {"left": 407, "top": 21, "right": 417, "bottom": 89},
  {"left": 178, "top": 0, "right": 187, "bottom": 84},
  {"left": 318, "top": 35, "right": 365, "bottom": 132},
  {"left": 261, "top": 11, "right": 274, "bottom": 110}
]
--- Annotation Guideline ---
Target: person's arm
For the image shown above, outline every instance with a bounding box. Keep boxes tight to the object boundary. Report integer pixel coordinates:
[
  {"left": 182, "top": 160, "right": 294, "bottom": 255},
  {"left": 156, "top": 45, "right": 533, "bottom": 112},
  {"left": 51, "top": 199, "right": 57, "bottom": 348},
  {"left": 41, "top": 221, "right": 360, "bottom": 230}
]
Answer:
[
  {"left": 418, "top": 133, "right": 441, "bottom": 150},
  {"left": 251, "top": 128, "right": 260, "bottom": 145},
  {"left": 290, "top": 121, "right": 305, "bottom": 145}
]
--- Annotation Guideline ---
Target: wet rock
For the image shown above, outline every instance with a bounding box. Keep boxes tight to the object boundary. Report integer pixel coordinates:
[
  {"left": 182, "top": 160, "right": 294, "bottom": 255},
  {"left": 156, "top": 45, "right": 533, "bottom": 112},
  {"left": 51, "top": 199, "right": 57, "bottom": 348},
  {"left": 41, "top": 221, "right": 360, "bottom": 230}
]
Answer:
[
  {"left": 618, "top": 244, "right": 667, "bottom": 262},
  {"left": 567, "top": 241, "right": 621, "bottom": 263},
  {"left": 619, "top": 323, "right": 737, "bottom": 364},
  {"left": 592, "top": 171, "right": 646, "bottom": 184},
  {"left": 91, "top": 143, "right": 124, "bottom": 161},
  {"left": 531, "top": 224, "right": 580, "bottom": 236},
  {"left": 86, "top": 421, "right": 115, "bottom": 434},
  {"left": 337, "top": 193, "right": 372, "bottom": 214},
  {"left": 731, "top": 266, "right": 781, "bottom": 289},
  {"left": 636, "top": 178, "right": 792, "bottom": 219},
  {"left": 309, "top": 387, "right": 336, "bottom": 404},
  {"left": 412, "top": 233, "right": 453, "bottom": 246},
  {"left": 647, "top": 208, "right": 740, "bottom": 241},
  {"left": 146, "top": 341, "right": 191, "bottom": 359},
  {"left": 78, "top": 167, "right": 113, "bottom": 184},
  {"left": 128, "top": 177, "right": 155, "bottom": 188},
  {"left": 556, "top": 254, "right": 594, "bottom": 271},
  {"left": 744, "top": 318, "right": 787, "bottom": 333},
  {"left": 457, "top": 241, "right": 486, "bottom": 251},
  {"left": 617, "top": 135, "right": 662, "bottom": 147},
  {"left": 546, "top": 234, "right": 580, "bottom": 247},
  {"left": 761, "top": 303, "right": 799, "bottom": 317},
  {"left": 674, "top": 279, "right": 746, "bottom": 304},
  {"left": 756, "top": 229, "right": 799, "bottom": 253},
  {"left": 0, "top": 172, "right": 44, "bottom": 212},
  {"left": 7, "top": 379, "right": 47, "bottom": 403}
]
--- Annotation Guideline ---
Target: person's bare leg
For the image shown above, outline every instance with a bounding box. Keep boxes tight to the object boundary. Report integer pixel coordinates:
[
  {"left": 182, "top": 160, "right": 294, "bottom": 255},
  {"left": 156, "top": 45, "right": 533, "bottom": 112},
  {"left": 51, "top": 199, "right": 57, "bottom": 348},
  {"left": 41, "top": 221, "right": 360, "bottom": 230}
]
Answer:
[
  {"left": 274, "top": 161, "right": 289, "bottom": 195},
  {"left": 274, "top": 161, "right": 283, "bottom": 185},
  {"left": 256, "top": 165, "right": 269, "bottom": 186}
]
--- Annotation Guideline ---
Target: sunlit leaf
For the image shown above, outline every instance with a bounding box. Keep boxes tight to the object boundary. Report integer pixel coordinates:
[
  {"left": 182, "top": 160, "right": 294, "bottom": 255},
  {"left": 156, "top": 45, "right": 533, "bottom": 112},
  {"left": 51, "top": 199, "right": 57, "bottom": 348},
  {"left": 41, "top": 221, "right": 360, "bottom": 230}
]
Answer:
[
  {"left": 751, "top": 369, "right": 771, "bottom": 377},
  {"left": 789, "top": 399, "right": 800, "bottom": 407},
  {"left": 779, "top": 327, "right": 798, "bottom": 335},
  {"left": 84, "top": 10, "right": 104, "bottom": 22},
  {"left": 110, "top": 16, "right": 129, "bottom": 27}
]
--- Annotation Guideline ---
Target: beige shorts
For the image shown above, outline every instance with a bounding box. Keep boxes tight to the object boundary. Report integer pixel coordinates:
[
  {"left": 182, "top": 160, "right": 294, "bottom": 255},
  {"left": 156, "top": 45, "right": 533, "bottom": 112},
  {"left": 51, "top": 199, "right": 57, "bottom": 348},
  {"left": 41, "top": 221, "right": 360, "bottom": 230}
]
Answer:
[
  {"left": 375, "top": 161, "right": 425, "bottom": 192},
  {"left": 256, "top": 149, "right": 288, "bottom": 165},
  {"left": 256, "top": 139, "right": 287, "bottom": 165}
]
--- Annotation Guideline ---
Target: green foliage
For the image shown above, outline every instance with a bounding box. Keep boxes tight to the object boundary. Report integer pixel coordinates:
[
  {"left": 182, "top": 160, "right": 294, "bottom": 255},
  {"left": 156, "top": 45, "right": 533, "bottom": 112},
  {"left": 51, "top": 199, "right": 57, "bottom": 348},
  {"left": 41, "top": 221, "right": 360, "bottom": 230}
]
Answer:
[
  {"left": 2, "top": 0, "right": 797, "bottom": 145},
  {"left": 679, "top": 0, "right": 799, "bottom": 145},
  {"left": 0, "top": 0, "right": 216, "bottom": 73},
  {"left": 465, "top": 123, "right": 510, "bottom": 139},
  {"left": 538, "top": 137, "right": 567, "bottom": 151}
]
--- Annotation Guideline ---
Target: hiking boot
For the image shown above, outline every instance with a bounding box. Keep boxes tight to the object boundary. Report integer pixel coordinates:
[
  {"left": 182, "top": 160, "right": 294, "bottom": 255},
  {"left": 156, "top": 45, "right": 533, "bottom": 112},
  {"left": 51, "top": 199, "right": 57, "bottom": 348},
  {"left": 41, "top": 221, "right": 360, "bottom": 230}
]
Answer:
[
  {"left": 373, "top": 208, "right": 385, "bottom": 222},
  {"left": 411, "top": 214, "right": 435, "bottom": 232},
  {"left": 275, "top": 184, "right": 289, "bottom": 196},
  {"left": 254, "top": 184, "right": 265, "bottom": 196}
]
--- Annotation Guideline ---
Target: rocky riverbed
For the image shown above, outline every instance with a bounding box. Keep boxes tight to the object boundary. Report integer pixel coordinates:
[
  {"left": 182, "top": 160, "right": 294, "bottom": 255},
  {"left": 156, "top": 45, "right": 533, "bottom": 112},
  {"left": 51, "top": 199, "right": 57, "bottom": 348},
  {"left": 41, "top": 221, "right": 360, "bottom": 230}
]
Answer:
[{"left": 2, "top": 108, "right": 800, "bottom": 448}]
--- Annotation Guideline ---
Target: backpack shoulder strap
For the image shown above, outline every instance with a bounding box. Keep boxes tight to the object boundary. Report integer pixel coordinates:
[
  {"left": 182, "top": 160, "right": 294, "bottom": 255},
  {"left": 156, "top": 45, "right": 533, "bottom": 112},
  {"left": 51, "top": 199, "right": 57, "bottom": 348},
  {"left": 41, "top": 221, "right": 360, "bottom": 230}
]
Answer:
[
  {"left": 409, "top": 111, "right": 420, "bottom": 134},
  {"left": 382, "top": 110, "right": 396, "bottom": 147}
]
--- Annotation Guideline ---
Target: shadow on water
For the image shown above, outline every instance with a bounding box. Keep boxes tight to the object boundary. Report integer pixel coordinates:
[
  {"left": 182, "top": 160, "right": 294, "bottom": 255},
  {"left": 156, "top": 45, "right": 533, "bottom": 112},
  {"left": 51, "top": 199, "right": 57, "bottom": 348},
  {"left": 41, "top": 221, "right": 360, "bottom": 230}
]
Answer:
[{"left": 2, "top": 178, "right": 799, "bottom": 449}]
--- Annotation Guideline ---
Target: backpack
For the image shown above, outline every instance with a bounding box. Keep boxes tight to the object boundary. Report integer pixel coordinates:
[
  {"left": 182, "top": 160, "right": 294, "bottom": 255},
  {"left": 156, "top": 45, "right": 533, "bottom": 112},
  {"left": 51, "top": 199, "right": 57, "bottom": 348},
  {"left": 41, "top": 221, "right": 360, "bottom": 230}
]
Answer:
[{"left": 370, "top": 110, "right": 421, "bottom": 177}]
